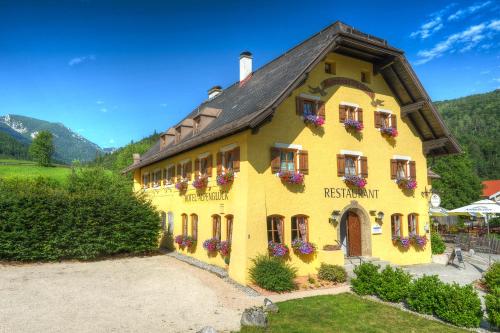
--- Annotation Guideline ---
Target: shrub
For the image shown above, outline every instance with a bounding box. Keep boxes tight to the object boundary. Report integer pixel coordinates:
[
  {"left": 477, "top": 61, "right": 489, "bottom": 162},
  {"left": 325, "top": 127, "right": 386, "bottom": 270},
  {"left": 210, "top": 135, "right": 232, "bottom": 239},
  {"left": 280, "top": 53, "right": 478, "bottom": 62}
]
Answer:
[
  {"left": 431, "top": 231, "right": 446, "bottom": 255},
  {"left": 376, "top": 266, "right": 412, "bottom": 302},
  {"left": 434, "top": 283, "right": 483, "bottom": 328},
  {"left": 407, "top": 275, "right": 444, "bottom": 314},
  {"left": 484, "top": 262, "right": 500, "bottom": 290},
  {"left": 317, "top": 263, "right": 347, "bottom": 283},
  {"left": 486, "top": 287, "right": 500, "bottom": 328},
  {"left": 351, "top": 262, "right": 380, "bottom": 295},
  {"left": 249, "top": 255, "right": 297, "bottom": 292},
  {"left": 0, "top": 168, "right": 161, "bottom": 261}
]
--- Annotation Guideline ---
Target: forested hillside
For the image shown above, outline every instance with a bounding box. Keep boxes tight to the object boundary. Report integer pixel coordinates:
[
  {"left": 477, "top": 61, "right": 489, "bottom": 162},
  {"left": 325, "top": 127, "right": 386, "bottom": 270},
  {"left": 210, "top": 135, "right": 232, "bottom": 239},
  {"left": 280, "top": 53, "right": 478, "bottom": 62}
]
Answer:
[
  {"left": 434, "top": 89, "right": 499, "bottom": 180},
  {"left": 0, "top": 132, "right": 29, "bottom": 160}
]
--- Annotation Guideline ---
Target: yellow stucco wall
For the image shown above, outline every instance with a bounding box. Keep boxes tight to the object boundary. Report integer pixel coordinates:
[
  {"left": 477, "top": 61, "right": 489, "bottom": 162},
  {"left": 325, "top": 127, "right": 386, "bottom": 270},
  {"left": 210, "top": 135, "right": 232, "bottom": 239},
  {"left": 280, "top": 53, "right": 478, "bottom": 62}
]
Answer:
[{"left": 136, "top": 52, "right": 432, "bottom": 285}]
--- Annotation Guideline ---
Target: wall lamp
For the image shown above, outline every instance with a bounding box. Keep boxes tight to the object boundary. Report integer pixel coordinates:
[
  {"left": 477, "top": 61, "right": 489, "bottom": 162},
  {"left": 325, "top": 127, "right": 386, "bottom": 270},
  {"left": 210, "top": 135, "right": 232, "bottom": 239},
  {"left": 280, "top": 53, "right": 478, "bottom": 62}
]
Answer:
[
  {"left": 329, "top": 210, "right": 341, "bottom": 225},
  {"left": 376, "top": 211, "right": 385, "bottom": 223}
]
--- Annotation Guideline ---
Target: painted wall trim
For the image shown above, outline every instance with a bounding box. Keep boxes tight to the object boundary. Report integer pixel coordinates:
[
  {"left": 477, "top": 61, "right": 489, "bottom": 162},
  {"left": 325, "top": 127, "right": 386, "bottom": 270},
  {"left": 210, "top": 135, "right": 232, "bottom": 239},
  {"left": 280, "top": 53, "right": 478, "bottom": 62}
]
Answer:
[
  {"left": 274, "top": 143, "right": 303, "bottom": 150},
  {"left": 340, "top": 149, "right": 363, "bottom": 156}
]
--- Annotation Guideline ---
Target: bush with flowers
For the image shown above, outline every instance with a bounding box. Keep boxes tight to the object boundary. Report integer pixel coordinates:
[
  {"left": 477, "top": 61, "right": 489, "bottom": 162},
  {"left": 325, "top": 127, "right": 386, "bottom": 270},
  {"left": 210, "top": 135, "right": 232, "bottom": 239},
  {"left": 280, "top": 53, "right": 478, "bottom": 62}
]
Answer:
[
  {"left": 381, "top": 126, "right": 398, "bottom": 138},
  {"left": 344, "top": 175, "right": 367, "bottom": 188},
  {"left": 192, "top": 176, "right": 208, "bottom": 190},
  {"left": 410, "top": 233, "right": 428, "bottom": 249},
  {"left": 268, "top": 241, "right": 289, "bottom": 257},
  {"left": 218, "top": 240, "right": 231, "bottom": 257},
  {"left": 278, "top": 170, "right": 304, "bottom": 185},
  {"left": 175, "top": 179, "right": 188, "bottom": 192},
  {"left": 392, "top": 235, "right": 410, "bottom": 250},
  {"left": 396, "top": 177, "right": 417, "bottom": 190},
  {"left": 202, "top": 238, "right": 220, "bottom": 253},
  {"left": 344, "top": 119, "right": 364, "bottom": 132},
  {"left": 303, "top": 111, "right": 325, "bottom": 127},
  {"left": 291, "top": 239, "right": 316, "bottom": 255},
  {"left": 216, "top": 170, "right": 234, "bottom": 186},
  {"left": 174, "top": 235, "right": 196, "bottom": 248}
]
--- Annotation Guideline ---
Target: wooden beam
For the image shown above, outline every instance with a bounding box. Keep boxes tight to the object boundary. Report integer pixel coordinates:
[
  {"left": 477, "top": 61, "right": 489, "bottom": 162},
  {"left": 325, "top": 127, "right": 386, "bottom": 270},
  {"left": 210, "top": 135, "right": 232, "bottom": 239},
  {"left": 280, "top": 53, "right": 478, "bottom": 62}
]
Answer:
[
  {"left": 373, "top": 58, "right": 395, "bottom": 75},
  {"left": 423, "top": 137, "right": 449, "bottom": 154},
  {"left": 401, "top": 101, "right": 426, "bottom": 116}
]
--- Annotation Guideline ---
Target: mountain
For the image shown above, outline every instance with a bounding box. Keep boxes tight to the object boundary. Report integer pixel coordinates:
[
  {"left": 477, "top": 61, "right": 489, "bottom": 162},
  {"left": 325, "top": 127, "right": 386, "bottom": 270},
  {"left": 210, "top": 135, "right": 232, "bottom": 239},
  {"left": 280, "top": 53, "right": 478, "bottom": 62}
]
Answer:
[
  {"left": 0, "top": 114, "right": 103, "bottom": 164},
  {"left": 434, "top": 89, "right": 500, "bottom": 180}
]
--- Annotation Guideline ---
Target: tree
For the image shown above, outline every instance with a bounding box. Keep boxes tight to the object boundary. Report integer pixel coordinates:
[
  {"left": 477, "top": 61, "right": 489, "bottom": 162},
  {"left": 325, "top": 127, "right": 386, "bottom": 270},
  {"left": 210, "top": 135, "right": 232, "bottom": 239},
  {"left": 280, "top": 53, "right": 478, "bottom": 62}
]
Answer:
[
  {"left": 428, "top": 153, "right": 482, "bottom": 209},
  {"left": 29, "top": 130, "right": 54, "bottom": 166}
]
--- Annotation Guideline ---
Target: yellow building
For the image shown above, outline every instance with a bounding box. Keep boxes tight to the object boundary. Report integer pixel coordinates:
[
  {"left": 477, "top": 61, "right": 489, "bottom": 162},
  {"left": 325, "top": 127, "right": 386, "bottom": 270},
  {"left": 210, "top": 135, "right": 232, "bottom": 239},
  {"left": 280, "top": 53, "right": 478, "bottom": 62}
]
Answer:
[{"left": 124, "top": 22, "right": 460, "bottom": 285}]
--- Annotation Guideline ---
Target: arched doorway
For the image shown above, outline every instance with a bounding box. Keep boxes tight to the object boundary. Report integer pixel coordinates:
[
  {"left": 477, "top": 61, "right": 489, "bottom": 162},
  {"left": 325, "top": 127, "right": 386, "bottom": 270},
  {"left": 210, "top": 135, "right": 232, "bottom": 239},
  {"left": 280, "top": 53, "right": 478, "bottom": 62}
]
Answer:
[
  {"left": 338, "top": 201, "right": 372, "bottom": 257},
  {"left": 342, "top": 211, "right": 361, "bottom": 256}
]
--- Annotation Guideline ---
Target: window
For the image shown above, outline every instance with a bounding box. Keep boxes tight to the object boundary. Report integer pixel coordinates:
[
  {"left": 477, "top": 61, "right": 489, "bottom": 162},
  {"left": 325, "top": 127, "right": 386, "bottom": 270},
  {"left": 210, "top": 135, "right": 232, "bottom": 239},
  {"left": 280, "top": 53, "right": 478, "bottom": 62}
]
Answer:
[
  {"left": 408, "top": 214, "right": 418, "bottom": 235},
  {"left": 391, "top": 159, "right": 416, "bottom": 180},
  {"left": 166, "top": 165, "right": 175, "bottom": 184},
  {"left": 181, "top": 214, "right": 188, "bottom": 237},
  {"left": 374, "top": 112, "right": 397, "bottom": 129},
  {"left": 167, "top": 212, "right": 174, "bottom": 235},
  {"left": 397, "top": 161, "right": 407, "bottom": 178},
  {"left": 361, "top": 71, "right": 371, "bottom": 83},
  {"left": 175, "top": 127, "right": 181, "bottom": 144},
  {"left": 391, "top": 214, "right": 402, "bottom": 238},
  {"left": 339, "top": 105, "right": 363, "bottom": 123},
  {"left": 217, "top": 147, "right": 240, "bottom": 174},
  {"left": 296, "top": 97, "right": 325, "bottom": 118},
  {"left": 193, "top": 117, "right": 201, "bottom": 135},
  {"left": 177, "top": 161, "right": 192, "bottom": 181},
  {"left": 271, "top": 148, "right": 309, "bottom": 175},
  {"left": 267, "top": 215, "right": 284, "bottom": 243},
  {"left": 142, "top": 173, "right": 150, "bottom": 188},
  {"left": 336, "top": 154, "right": 368, "bottom": 178},
  {"left": 160, "top": 212, "right": 167, "bottom": 232},
  {"left": 191, "top": 214, "right": 198, "bottom": 240},
  {"left": 212, "top": 215, "right": 221, "bottom": 240},
  {"left": 223, "top": 150, "right": 234, "bottom": 170},
  {"left": 325, "top": 62, "right": 336, "bottom": 75},
  {"left": 291, "top": 215, "right": 309, "bottom": 241},
  {"left": 226, "top": 215, "right": 233, "bottom": 242},
  {"left": 195, "top": 155, "right": 212, "bottom": 177},
  {"left": 153, "top": 170, "right": 162, "bottom": 187}
]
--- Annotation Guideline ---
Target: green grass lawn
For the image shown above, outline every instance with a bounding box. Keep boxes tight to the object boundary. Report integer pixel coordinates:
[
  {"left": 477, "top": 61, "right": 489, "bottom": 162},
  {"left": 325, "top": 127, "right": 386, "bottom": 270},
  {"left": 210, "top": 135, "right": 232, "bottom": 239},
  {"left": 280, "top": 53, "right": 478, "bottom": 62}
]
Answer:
[
  {"left": 0, "top": 159, "right": 72, "bottom": 183},
  {"left": 240, "top": 293, "right": 466, "bottom": 333}
]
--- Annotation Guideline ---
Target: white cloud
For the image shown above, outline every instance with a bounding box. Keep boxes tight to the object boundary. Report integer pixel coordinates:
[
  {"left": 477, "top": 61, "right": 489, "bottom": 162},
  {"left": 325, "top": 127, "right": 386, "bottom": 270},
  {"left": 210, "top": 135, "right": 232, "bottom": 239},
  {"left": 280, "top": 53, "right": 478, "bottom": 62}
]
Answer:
[
  {"left": 410, "top": 3, "right": 457, "bottom": 39},
  {"left": 109, "top": 139, "right": 115, "bottom": 144},
  {"left": 493, "top": 78, "right": 500, "bottom": 83},
  {"left": 96, "top": 100, "right": 104, "bottom": 105},
  {"left": 414, "top": 20, "right": 500, "bottom": 65},
  {"left": 68, "top": 54, "right": 96, "bottom": 66},
  {"left": 100, "top": 108, "right": 108, "bottom": 113},
  {"left": 160, "top": 103, "right": 167, "bottom": 107},
  {"left": 448, "top": 1, "right": 492, "bottom": 21}
]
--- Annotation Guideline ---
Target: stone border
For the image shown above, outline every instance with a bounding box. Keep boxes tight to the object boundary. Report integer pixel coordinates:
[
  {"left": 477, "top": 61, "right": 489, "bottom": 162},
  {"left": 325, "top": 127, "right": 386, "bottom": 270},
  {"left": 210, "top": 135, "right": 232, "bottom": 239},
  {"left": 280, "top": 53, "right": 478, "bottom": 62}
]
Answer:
[{"left": 162, "top": 250, "right": 260, "bottom": 297}]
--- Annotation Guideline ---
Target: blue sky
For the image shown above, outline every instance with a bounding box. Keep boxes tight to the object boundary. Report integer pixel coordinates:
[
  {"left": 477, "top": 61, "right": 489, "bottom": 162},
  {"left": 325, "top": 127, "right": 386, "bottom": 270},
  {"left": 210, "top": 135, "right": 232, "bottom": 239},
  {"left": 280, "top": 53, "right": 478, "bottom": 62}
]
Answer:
[{"left": 0, "top": 0, "right": 499, "bottom": 148}]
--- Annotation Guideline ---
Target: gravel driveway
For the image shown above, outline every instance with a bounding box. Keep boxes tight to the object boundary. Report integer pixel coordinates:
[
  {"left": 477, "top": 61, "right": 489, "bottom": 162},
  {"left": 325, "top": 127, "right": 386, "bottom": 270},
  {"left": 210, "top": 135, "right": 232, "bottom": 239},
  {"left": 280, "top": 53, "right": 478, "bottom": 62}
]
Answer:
[{"left": 0, "top": 255, "right": 258, "bottom": 333}]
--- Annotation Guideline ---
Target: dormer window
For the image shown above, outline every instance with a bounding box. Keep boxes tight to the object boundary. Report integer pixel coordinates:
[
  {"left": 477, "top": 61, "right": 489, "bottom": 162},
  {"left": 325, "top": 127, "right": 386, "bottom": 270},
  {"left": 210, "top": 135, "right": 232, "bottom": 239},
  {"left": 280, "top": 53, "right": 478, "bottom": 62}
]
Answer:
[
  {"left": 193, "top": 117, "right": 201, "bottom": 135},
  {"left": 192, "top": 107, "right": 222, "bottom": 136},
  {"left": 175, "top": 127, "right": 182, "bottom": 143}
]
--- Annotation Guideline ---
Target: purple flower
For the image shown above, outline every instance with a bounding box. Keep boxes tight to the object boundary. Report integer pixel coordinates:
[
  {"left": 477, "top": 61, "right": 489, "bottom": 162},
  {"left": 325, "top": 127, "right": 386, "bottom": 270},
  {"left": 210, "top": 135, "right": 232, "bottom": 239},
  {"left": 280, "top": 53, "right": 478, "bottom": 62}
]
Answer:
[
  {"left": 396, "top": 177, "right": 417, "bottom": 190},
  {"left": 381, "top": 127, "right": 398, "bottom": 137},
  {"left": 344, "top": 175, "right": 367, "bottom": 188},
  {"left": 268, "top": 241, "right": 289, "bottom": 257},
  {"left": 216, "top": 170, "right": 234, "bottom": 186},
  {"left": 203, "top": 238, "right": 220, "bottom": 252},
  {"left": 278, "top": 171, "right": 304, "bottom": 185},
  {"left": 344, "top": 119, "right": 364, "bottom": 132},
  {"left": 303, "top": 112, "right": 325, "bottom": 127},
  {"left": 292, "top": 239, "right": 316, "bottom": 255}
]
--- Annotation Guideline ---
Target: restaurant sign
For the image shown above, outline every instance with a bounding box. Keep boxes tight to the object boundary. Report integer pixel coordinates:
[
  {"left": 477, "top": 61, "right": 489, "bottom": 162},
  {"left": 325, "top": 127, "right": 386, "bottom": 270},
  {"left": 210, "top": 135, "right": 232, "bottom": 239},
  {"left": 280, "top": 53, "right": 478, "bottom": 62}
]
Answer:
[{"left": 324, "top": 187, "right": 379, "bottom": 199}]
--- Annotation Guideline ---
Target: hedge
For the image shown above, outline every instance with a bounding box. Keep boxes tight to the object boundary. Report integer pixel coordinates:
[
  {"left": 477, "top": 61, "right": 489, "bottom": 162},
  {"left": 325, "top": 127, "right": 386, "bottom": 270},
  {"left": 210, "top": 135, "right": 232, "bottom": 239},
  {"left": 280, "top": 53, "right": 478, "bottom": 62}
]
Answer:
[{"left": 0, "top": 168, "right": 161, "bottom": 261}]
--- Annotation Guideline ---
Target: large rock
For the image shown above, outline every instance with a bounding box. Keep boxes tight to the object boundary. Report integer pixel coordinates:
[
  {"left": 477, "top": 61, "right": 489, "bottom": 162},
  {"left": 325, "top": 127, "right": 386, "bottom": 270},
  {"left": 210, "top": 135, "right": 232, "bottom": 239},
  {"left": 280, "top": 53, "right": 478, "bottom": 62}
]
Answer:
[
  {"left": 197, "top": 326, "right": 217, "bottom": 333},
  {"left": 263, "top": 298, "right": 279, "bottom": 313},
  {"left": 240, "top": 307, "right": 268, "bottom": 327}
]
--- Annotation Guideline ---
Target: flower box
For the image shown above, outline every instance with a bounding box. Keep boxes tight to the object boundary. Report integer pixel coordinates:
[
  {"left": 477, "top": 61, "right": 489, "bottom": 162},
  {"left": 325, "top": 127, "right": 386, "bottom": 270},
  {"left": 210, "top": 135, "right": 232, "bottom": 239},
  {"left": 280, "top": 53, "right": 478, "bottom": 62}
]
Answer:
[
  {"left": 392, "top": 236, "right": 410, "bottom": 249},
  {"left": 396, "top": 177, "right": 417, "bottom": 190},
  {"left": 381, "top": 127, "right": 398, "bottom": 137},
  {"left": 175, "top": 180, "right": 188, "bottom": 192},
  {"left": 174, "top": 235, "right": 196, "bottom": 248},
  {"left": 291, "top": 239, "right": 316, "bottom": 255},
  {"left": 192, "top": 176, "right": 208, "bottom": 190},
  {"left": 303, "top": 111, "right": 325, "bottom": 127},
  {"left": 216, "top": 170, "right": 234, "bottom": 186},
  {"left": 203, "top": 238, "right": 220, "bottom": 253},
  {"left": 344, "top": 119, "right": 364, "bottom": 132},
  {"left": 410, "top": 233, "right": 428, "bottom": 248},
  {"left": 268, "top": 241, "right": 289, "bottom": 257},
  {"left": 344, "top": 175, "right": 367, "bottom": 188},
  {"left": 218, "top": 240, "right": 231, "bottom": 257},
  {"left": 278, "top": 170, "right": 304, "bottom": 185}
]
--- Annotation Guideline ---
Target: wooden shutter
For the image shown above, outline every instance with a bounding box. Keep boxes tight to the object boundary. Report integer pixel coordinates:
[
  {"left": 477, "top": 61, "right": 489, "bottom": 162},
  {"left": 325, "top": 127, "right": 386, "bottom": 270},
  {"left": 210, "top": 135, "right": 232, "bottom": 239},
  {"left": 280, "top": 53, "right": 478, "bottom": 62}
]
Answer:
[
  {"left": 194, "top": 158, "right": 200, "bottom": 175},
  {"left": 216, "top": 152, "right": 223, "bottom": 175},
  {"left": 391, "top": 114, "right": 397, "bottom": 129},
  {"left": 409, "top": 161, "right": 416, "bottom": 180},
  {"left": 360, "top": 156, "right": 368, "bottom": 178},
  {"left": 390, "top": 159, "right": 397, "bottom": 179},
  {"left": 339, "top": 105, "right": 347, "bottom": 123},
  {"left": 186, "top": 161, "right": 192, "bottom": 180},
  {"left": 232, "top": 147, "right": 240, "bottom": 172},
  {"left": 271, "top": 148, "right": 281, "bottom": 173},
  {"left": 337, "top": 154, "right": 345, "bottom": 177},
  {"left": 177, "top": 164, "right": 181, "bottom": 180},
  {"left": 298, "top": 150, "right": 309, "bottom": 174},
  {"left": 317, "top": 101, "right": 326, "bottom": 119},
  {"left": 357, "top": 108, "right": 363, "bottom": 123},
  {"left": 296, "top": 97, "right": 303, "bottom": 115},
  {"left": 207, "top": 154, "right": 213, "bottom": 177},
  {"left": 374, "top": 111, "right": 382, "bottom": 128}
]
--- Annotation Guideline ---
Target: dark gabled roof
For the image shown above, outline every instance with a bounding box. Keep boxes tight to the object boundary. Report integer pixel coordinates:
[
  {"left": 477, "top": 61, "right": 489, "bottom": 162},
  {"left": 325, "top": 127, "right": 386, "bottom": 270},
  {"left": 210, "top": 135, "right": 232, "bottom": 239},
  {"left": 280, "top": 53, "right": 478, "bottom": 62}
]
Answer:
[{"left": 124, "top": 21, "right": 460, "bottom": 173}]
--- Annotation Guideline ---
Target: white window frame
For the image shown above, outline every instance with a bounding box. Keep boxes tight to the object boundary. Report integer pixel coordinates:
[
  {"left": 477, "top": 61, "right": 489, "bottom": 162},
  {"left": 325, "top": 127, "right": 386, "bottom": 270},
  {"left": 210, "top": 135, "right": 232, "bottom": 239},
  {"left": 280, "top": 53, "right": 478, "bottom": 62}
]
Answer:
[
  {"left": 392, "top": 155, "right": 412, "bottom": 181},
  {"left": 377, "top": 109, "right": 393, "bottom": 128},
  {"left": 273, "top": 143, "right": 304, "bottom": 175},
  {"left": 340, "top": 150, "right": 363, "bottom": 178},
  {"left": 340, "top": 102, "right": 361, "bottom": 121}
]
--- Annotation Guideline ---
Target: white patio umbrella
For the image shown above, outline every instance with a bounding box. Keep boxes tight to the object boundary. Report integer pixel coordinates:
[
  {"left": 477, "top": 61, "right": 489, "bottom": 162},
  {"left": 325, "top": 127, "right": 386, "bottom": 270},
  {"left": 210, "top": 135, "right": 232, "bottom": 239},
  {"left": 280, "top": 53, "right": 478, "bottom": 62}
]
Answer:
[{"left": 449, "top": 199, "right": 500, "bottom": 265}]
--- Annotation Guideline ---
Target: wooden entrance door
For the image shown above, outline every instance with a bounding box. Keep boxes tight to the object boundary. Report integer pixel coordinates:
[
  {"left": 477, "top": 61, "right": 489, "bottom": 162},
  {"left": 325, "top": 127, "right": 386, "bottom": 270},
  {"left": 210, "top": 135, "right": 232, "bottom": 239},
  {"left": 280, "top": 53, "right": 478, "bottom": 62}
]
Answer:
[{"left": 347, "top": 212, "right": 362, "bottom": 256}]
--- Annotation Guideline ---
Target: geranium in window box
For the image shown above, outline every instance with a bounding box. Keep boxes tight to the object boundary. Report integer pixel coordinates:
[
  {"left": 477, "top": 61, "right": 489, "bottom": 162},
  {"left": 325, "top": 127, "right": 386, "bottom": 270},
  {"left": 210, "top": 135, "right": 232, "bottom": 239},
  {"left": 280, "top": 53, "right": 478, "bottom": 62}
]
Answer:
[
  {"left": 218, "top": 240, "right": 231, "bottom": 257},
  {"left": 392, "top": 236, "right": 410, "bottom": 250},
  {"left": 410, "top": 233, "right": 428, "bottom": 248},
  {"left": 216, "top": 170, "right": 234, "bottom": 186},
  {"left": 344, "top": 119, "right": 364, "bottom": 132},
  {"left": 278, "top": 170, "right": 304, "bottom": 185},
  {"left": 192, "top": 176, "right": 208, "bottom": 190},
  {"left": 268, "top": 241, "right": 289, "bottom": 257},
  {"left": 291, "top": 239, "right": 316, "bottom": 255},
  {"left": 344, "top": 175, "right": 367, "bottom": 188},
  {"left": 203, "top": 238, "right": 220, "bottom": 253},
  {"left": 396, "top": 177, "right": 417, "bottom": 190},
  {"left": 175, "top": 179, "right": 188, "bottom": 192},
  {"left": 303, "top": 111, "right": 325, "bottom": 127},
  {"left": 381, "top": 127, "right": 398, "bottom": 138},
  {"left": 175, "top": 235, "right": 196, "bottom": 248}
]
